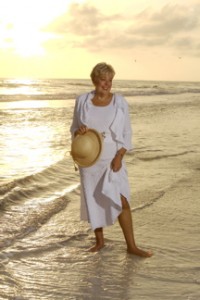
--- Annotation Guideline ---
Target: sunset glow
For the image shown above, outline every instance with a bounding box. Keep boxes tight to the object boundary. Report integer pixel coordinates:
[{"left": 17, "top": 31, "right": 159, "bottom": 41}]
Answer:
[
  {"left": 0, "top": 0, "right": 200, "bottom": 80},
  {"left": 0, "top": 0, "right": 68, "bottom": 57}
]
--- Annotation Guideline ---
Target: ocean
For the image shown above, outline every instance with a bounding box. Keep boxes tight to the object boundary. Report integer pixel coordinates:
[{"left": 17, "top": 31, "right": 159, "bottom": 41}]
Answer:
[{"left": 0, "top": 78, "right": 200, "bottom": 299}]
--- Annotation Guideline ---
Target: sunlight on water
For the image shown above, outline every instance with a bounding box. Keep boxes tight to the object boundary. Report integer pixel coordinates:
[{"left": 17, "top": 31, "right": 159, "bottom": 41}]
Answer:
[
  {"left": 0, "top": 99, "right": 74, "bottom": 109},
  {"left": 0, "top": 78, "right": 42, "bottom": 96},
  {"left": 0, "top": 100, "right": 49, "bottom": 109},
  {"left": 1, "top": 79, "right": 200, "bottom": 300},
  {"left": 1, "top": 121, "right": 64, "bottom": 180},
  {"left": 25, "top": 183, "right": 80, "bottom": 205}
]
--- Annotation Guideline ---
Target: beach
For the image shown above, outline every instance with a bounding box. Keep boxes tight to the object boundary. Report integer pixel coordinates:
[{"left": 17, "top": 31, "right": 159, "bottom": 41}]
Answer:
[{"left": 0, "top": 79, "right": 200, "bottom": 299}]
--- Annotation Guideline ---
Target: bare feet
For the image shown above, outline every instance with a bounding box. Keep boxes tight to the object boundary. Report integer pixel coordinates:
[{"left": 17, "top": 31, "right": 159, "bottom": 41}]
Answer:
[
  {"left": 89, "top": 227, "right": 104, "bottom": 252},
  {"left": 88, "top": 243, "right": 105, "bottom": 252},
  {"left": 127, "top": 246, "right": 153, "bottom": 257}
]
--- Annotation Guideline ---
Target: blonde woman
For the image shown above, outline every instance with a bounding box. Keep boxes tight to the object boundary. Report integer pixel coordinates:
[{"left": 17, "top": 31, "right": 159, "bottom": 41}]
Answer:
[{"left": 70, "top": 62, "right": 152, "bottom": 257}]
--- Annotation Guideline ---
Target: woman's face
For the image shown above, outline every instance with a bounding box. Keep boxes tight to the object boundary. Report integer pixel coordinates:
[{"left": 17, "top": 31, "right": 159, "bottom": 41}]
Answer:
[{"left": 94, "top": 72, "right": 113, "bottom": 95}]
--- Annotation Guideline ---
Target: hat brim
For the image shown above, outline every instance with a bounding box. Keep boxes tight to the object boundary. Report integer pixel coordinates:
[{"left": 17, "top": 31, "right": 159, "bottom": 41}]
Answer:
[{"left": 71, "top": 128, "right": 103, "bottom": 167}]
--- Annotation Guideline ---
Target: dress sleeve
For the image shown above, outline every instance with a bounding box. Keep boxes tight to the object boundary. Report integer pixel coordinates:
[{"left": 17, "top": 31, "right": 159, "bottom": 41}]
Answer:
[
  {"left": 70, "top": 99, "right": 79, "bottom": 138},
  {"left": 122, "top": 99, "right": 133, "bottom": 151}
]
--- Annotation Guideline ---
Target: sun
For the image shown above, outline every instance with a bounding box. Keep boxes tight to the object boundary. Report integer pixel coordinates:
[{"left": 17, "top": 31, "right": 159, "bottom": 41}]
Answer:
[
  {"left": 11, "top": 28, "right": 46, "bottom": 57},
  {"left": 0, "top": 0, "right": 70, "bottom": 57}
]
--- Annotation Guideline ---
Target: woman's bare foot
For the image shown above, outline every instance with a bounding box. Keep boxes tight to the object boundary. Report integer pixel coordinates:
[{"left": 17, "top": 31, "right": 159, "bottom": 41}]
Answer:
[
  {"left": 88, "top": 243, "right": 105, "bottom": 252},
  {"left": 89, "top": 227, "right": 104, "bottom": 252},
  {"left": 127, "top": 246, "right": 153, "bottom": 257}
]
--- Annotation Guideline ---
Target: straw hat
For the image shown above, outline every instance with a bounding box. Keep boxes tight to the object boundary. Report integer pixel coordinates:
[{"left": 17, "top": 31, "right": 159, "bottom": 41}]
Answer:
[{"left": 71, "top": 129, "right": 103, "bottom": 167}]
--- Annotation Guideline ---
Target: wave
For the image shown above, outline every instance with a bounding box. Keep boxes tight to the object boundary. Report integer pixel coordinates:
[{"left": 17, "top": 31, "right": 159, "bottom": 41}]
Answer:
[
  {"left": 0, "top": 159, "right": 80, "bottom": 251},
  {"left": 0, "top": 93, "right": 77, "bottom": 101},
  {"left": 0, "top": 194, "right": 71, "bottom": 252},
  {"left": 122, "top": 87, "right": 200, "bottom": 97},
  {"left": 0, "top": 79, "right": 91, "bottom": 89},
  {"left": 0, "top": 158, "right": 79, "bottom": 205},
  {"left": 132, "top": 190, "right": 166, "bottom": 212},
  {"left": 1, "top": 89, "right": 200, "bottom": 102},
  {"left": 135, "top": 150, "right": 196, "bottom": 162},
  {"left": 0, "top": 231, "right": 88, "bottom": 263},
  {"left": 1, "top": 81, "right": 200, "bottom": 101}
]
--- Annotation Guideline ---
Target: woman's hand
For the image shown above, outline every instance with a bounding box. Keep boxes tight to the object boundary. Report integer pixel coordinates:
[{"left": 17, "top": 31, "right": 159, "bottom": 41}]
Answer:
[
  {"left": 75, "top": 125, "right": 88, "bottom": 136},
  {"left": 111, "top": 148, "right": 126, "bottom": 172},
  {"left": 111, "top": 153, "right": 123, "bottom": 172}
]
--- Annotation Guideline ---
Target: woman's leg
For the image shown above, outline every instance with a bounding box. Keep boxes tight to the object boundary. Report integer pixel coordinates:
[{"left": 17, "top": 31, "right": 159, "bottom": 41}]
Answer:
[
  {"left": 89, "top": 227, "right": 105, "bottom": 252},
  {"left": 118, "top": 196, "right": 153, "bottom": 257}
]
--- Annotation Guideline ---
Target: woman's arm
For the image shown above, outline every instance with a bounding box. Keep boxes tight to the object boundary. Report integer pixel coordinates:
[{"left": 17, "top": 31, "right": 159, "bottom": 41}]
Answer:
[{"left": 111, "top": 147, "right": 127, "bottom": 172}]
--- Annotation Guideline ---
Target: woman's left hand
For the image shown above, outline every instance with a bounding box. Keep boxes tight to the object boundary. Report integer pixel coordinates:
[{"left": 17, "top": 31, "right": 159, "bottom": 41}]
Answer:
[{"left": 111, "top": 154, "right": 122, "bottom": 172}]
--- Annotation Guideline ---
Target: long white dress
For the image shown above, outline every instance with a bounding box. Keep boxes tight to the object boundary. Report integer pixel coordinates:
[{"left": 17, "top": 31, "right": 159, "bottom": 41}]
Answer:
[{"left": 70, "top": 91, "right": 133, "bottom": 230}]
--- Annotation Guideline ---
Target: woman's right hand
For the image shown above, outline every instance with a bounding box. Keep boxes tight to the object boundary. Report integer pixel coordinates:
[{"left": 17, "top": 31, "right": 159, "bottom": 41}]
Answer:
[{"left": 75, "top": 125, "right": 88, "bottom": 136}]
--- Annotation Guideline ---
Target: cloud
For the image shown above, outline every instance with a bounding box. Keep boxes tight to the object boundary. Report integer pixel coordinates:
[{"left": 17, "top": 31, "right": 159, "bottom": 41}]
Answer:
[
  {"left": 44, "top": 2, "right": 200, "bottom": 56},
  {"left": 46, "top": 2, "right": 121, "bottom": 36},
  {"left": 126, "top": 3, "right": 200, "bottom": 55},
  {"left": 132, "top": 4, "right": 200, "bottom": 36}
]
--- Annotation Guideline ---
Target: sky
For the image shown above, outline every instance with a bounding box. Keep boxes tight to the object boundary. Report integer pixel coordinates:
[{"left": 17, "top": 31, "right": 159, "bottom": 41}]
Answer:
[{"left": 0, "top": 0, "right": 200, "bottom": 81}]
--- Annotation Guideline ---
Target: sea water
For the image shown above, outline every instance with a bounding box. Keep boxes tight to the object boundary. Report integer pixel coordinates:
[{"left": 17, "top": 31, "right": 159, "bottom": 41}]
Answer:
[{"left": 0, "top": 78, "right": 200, "bottom": 299}]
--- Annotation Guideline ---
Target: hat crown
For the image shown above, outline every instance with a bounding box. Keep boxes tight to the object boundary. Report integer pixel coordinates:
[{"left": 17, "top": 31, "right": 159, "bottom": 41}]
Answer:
[
  {"left": 72, "top": 134, "right": 97, "bottom": 158},
  {"left": 71, "top": 129, "right": 103, "bottom": 167}
]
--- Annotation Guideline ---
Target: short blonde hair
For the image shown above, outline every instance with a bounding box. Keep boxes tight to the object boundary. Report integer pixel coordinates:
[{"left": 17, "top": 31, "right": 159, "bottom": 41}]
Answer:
[{"left": 90, "top": 62, "right": 115, "bottom": 83}]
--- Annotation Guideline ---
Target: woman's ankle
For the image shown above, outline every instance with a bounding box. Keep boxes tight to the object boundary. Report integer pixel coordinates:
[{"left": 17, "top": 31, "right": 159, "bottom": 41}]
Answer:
[{"left": 89, "top": 242, "right": 105, "bottom": 252}]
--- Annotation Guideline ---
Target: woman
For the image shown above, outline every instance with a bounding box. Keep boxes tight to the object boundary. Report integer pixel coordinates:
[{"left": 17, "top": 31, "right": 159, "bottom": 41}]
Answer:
[{"left": 70, "top": 62, "right": 152, "bottom": 257}]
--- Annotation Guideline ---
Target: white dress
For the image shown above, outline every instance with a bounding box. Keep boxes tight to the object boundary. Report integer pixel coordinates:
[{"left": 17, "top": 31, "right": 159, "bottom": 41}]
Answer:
[{"left": 70, "top": 91, "right": 133, "bottom": 230}]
